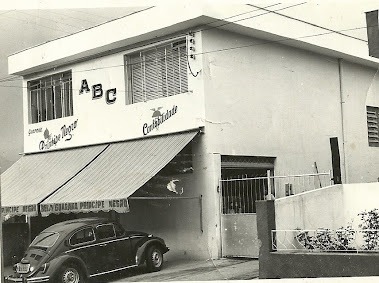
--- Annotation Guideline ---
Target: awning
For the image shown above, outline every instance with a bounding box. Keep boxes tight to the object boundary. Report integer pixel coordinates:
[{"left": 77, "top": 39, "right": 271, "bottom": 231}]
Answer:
[
  {"left": 40, "top": 131, "right": 198, "bottom": 216},
  {"left": 1, "top": 145, "right": 108, "bottom": 217}
]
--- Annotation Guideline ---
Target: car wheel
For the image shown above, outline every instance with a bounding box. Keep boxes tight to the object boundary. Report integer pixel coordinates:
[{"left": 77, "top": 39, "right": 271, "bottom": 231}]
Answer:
[
  {"left": 146, "top": 245, "right": 163, "bottom": 272},
  {"left": 58, "top": 264, "right": 85, "bottom": 283}
]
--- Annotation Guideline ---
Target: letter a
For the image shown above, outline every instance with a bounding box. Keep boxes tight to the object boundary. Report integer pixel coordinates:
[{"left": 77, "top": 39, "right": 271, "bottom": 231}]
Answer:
[{"left": 79, "top": 79, "right": 90, "bottom": 94}]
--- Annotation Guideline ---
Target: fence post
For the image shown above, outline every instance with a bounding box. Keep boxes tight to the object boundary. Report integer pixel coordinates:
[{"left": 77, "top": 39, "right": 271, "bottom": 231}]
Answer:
[
  {"left": 267, "top": 170, "right": 272, "bottom": 200},
  {"left": 256, "top": 200, "right": 276, "bottom": 279}
]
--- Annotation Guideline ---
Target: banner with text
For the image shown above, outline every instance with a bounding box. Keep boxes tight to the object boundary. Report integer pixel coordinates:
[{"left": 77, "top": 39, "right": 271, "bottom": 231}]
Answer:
[{"left": 40, "top": 198, "right": 129, "bottom": 217}]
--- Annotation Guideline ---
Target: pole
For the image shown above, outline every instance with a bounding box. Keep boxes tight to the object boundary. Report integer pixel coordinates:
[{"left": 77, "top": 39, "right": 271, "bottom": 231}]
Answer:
[
  {"left": 0, "top": 167, "right": 3, "bottom": 282},
  {"left": 267, "top": 170, "right": 272, "bottom": 200}
]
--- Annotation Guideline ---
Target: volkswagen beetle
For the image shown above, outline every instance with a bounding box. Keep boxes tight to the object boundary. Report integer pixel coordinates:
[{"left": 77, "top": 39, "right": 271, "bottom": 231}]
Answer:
[{"left": 5, "top": 217, "right": 169, "bottom": 283}]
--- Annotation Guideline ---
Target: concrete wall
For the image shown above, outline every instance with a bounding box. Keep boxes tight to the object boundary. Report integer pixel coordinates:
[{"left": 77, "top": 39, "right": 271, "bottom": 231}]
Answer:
[
  {"left": 257, "top": 200, "right": 379, "bottom": 279},
  {"left": 201, "top": 28, "right": 343, "bottom": 177},
  {"left": 275, "top": 183, "right": 379, "bottom": 231},
  {"left": 340, "top": 61, "right": 379, "bottom": 183}
]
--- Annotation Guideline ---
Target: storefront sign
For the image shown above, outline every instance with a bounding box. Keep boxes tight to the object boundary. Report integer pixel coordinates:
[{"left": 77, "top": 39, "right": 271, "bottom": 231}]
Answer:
[
  {"left": 2, "top": 204, "right": 38, "bottom": 217},
  {"left": 40, "top": 198, "right": 129, "bottom": 216},
  {"left": 39, "top": 119, "right": 78, "bottom": 151},
  {"left": 143, "top": 105, "right": 178, "bottom": 135}
]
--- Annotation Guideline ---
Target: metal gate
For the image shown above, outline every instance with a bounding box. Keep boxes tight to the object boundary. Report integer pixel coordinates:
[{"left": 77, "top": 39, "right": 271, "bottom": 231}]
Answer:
[
  {"left": 219, "top": 171, "right": 332, "bottom": 258},
  {"left": 220, "top": 176, "right": 267, "bottom": 258}
]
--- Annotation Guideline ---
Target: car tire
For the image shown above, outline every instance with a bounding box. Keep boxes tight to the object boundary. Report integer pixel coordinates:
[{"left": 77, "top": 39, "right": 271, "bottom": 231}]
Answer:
[
  {"left": 146, "top": 245, "right": 163, "bottom": 272},
  {"left": 58, "top": 264, "right": 86, "bottom": 283}
]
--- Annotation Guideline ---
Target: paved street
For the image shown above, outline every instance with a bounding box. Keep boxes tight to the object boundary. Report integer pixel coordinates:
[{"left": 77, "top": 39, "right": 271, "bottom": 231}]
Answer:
[{"left": 93, "top": 258, "right": 259, "bottom": 282}]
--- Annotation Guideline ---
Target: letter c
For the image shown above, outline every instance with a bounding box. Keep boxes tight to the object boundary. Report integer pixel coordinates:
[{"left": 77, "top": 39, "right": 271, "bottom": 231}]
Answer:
[{"left": 106, "top": 88, "right": 117, "bottom": 104}]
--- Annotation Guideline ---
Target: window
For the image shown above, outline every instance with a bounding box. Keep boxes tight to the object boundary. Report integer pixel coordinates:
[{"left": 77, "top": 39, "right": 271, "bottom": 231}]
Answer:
[
  {"left": 127, "top": 39, "right": 188, "bottom": 104},
  {"left": 69, "top": 228, "right": 95, "bottom": 246},
  {"left": 31, "top": 232, "right": 60, "bottom": 248},
  {"left": 367, "top": 106, "right": 379, "bottom": 147},
  {"left": 28, "top": 71, "right": 73, "bottom": 124},
  {"left": 96, "top": 224, "right": 116, "bottom": 240},
  {"left": 114, "top": 223, "right": 125, "bottom": 237}
]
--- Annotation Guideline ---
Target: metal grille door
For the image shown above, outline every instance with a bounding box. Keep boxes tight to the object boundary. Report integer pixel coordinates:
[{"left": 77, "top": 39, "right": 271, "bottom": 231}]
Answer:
[{"left": 220, "top": 177, "right": 267, "bottom": 258}]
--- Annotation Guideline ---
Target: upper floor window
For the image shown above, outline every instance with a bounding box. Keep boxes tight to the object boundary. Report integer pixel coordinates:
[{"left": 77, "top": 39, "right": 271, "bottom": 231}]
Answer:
[
  {"left": 367, "top": 106, "right": 379, "bottom": 147},
  {"left": 28, "top": 71, "right": 73, "bottom": 124},
  {"left": 126, "top": 39, "right": 188, "bottom": 104}
]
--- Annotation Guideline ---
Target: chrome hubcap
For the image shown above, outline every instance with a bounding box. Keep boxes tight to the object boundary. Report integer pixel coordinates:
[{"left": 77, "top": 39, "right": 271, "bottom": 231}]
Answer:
[
  {"left": 62, "top": 267, "right": 80, "bottom": 283},
  {"left": 152, "top": 250, "right": 162, "bottom": 267}
]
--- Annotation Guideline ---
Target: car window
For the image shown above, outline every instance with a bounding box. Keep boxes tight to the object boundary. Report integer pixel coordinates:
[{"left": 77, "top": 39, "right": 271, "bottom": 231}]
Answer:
[
  {"left": 70, "top": 228, "right": 95, "bottom": 246},
  {"left": 31, "top": 232, "right": 59, "bottom": 248},
  {"left": 114, "top": 223, "right": 125, "bottom": 237},
  {"left": 96, "top": 224, "right": 116, "bottom": 240}
]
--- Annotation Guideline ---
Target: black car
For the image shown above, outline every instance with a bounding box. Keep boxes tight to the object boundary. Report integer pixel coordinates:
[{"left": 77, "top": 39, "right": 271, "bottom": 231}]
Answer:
[{"left": 5, "top": 217, "right": 169, "bottom": 283}]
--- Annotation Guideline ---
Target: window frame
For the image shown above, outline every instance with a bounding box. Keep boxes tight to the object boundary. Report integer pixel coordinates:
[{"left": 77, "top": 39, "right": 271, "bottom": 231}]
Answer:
[
  {"left": 124, "top": 37, "right": 188, "bottom": 105},
  {"left": 367, "top": 105, "right": 379, "bottom": 147},
  {"left": 95, "top": 223, "right": 116, "bottom": 241},
  {"left": 69, "top": 227, "right": 96, "bottom": 247},
  {"left": 27, "top": 70, "right": 73, "bottom": 124}
]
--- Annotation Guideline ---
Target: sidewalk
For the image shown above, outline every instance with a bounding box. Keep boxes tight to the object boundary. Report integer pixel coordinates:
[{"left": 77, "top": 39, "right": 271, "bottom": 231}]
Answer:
[
  {"left": 3, "top": 258, "right": 260, "bottom": 282},
  {"left": 106, "top": 258, "right": 259, "bottom": 282}
]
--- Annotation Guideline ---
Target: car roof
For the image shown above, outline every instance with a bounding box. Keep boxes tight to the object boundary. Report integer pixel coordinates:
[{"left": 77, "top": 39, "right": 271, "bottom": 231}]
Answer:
[{"left": 41, "top": 217, "right": 112, "bottom": 233}]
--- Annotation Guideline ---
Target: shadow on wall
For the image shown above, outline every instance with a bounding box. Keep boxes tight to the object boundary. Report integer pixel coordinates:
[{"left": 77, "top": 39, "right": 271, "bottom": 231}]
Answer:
[{"left": 119, "top": 199, "right": 207, "bottom": 261}]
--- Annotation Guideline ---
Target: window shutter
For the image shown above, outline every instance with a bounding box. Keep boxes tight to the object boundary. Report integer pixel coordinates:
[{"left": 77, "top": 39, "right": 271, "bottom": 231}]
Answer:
[
  {"left": 128, "top": 39, "right": 188, "bottom": 104},
  {"left": 367, "top": 106, "right": 379, "bottom": 146},
  {"left": 130, "top": 54, "right": 145, "bottom": 103}
]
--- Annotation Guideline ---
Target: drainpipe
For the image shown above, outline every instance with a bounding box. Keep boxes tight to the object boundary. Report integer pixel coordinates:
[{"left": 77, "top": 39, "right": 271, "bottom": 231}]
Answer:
[{"left": 338, "top": 58, "right": 348, "bottom": 184}]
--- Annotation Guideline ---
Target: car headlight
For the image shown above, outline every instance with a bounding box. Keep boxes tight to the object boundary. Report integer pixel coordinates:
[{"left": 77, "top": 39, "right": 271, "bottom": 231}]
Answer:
[{"left": 39, "top": 263, "right": 49, "bottom": 274}]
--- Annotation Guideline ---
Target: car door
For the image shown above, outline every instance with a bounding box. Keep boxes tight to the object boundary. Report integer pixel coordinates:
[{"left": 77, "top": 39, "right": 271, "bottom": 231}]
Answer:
[
  {"left": 67, "top": 227, "right": 98, "bottom": 275},
  {"left": 94, "top": 223, "right": 131, "bottom": 272}
]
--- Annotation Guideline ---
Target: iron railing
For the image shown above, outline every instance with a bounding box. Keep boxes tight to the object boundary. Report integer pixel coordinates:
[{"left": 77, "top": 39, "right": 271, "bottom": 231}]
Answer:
[{"left": 220, "top": 171, "right": 333, "bottom": 214}]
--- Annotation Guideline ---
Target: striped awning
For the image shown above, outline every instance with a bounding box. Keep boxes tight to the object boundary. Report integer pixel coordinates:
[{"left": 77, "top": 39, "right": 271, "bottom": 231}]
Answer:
[
  {"left": 1, "top": 145, "right": 108, "bottom": 217},
  {"left": 40, "top": 131, "right": 198, "bottom": 216}
]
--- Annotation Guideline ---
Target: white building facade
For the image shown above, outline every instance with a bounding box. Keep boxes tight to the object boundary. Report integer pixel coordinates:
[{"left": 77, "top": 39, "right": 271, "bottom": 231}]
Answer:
[{"left": 2, "top": 5, "right": 379, "bottom": 261}]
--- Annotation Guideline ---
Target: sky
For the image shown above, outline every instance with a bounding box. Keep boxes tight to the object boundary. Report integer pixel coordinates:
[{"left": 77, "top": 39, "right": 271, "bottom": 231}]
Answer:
[{"left": 0, "top": 0, "right": 378, "bottom": 172}]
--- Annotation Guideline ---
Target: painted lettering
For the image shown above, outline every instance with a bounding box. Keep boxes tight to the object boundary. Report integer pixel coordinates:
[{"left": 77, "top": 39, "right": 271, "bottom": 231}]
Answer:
[
  {"left": 106, "top": 88, "right": 117, "bottom": 104},
  {"left": 143, "top": 105, "right": 178, "bottom": 135},
  {"left": 79, "top": 79, "right": 90, "bottom": 94},
  {"left": 92, "top": 84, "right": 103, "bottom": 100}
]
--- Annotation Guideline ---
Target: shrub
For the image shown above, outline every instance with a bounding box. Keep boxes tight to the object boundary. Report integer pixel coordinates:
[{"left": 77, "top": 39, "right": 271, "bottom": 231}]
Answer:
[{"left": 358, "top": 209, "right": 379, "bottom": 250}]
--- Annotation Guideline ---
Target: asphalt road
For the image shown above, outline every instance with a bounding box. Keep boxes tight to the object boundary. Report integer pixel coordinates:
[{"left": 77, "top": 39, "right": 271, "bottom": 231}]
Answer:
[{"left": 92, "top": 258, "right": 259, "bottom": 282}]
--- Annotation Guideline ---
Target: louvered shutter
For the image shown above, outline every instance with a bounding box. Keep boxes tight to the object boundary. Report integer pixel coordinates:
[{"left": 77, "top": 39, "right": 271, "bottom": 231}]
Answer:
[
  {"left": 367, "top": 106, "right": 379, "bottom": 147},
  {"left": 130, "top": 53, "right": 145, "bottom": 103},
  {"left": 128, "top": 39, "right": 188, "bottom": 104}
]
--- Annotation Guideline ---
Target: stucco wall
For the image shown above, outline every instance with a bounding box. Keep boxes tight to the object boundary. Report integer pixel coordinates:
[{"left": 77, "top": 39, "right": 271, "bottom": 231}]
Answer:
[
  {"left": 340, "top": 61, "right": 379, "bottom": 183},
  {"left": 275, "top": 183, "right": 379, "bottom": 231},
  {"left": 200, "top": 28, "right": 344, "bottom": 179}
]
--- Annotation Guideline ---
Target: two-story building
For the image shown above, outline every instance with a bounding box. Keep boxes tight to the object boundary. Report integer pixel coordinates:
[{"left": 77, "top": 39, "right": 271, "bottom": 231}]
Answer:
[{"left": 2, "top": 5, "right": 379, "bottom": 262}]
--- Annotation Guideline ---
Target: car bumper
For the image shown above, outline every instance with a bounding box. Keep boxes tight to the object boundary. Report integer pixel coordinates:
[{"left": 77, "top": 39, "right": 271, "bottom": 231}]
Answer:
[{"left": 4, "top": 275, "right": 50, "bottom": 282}]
